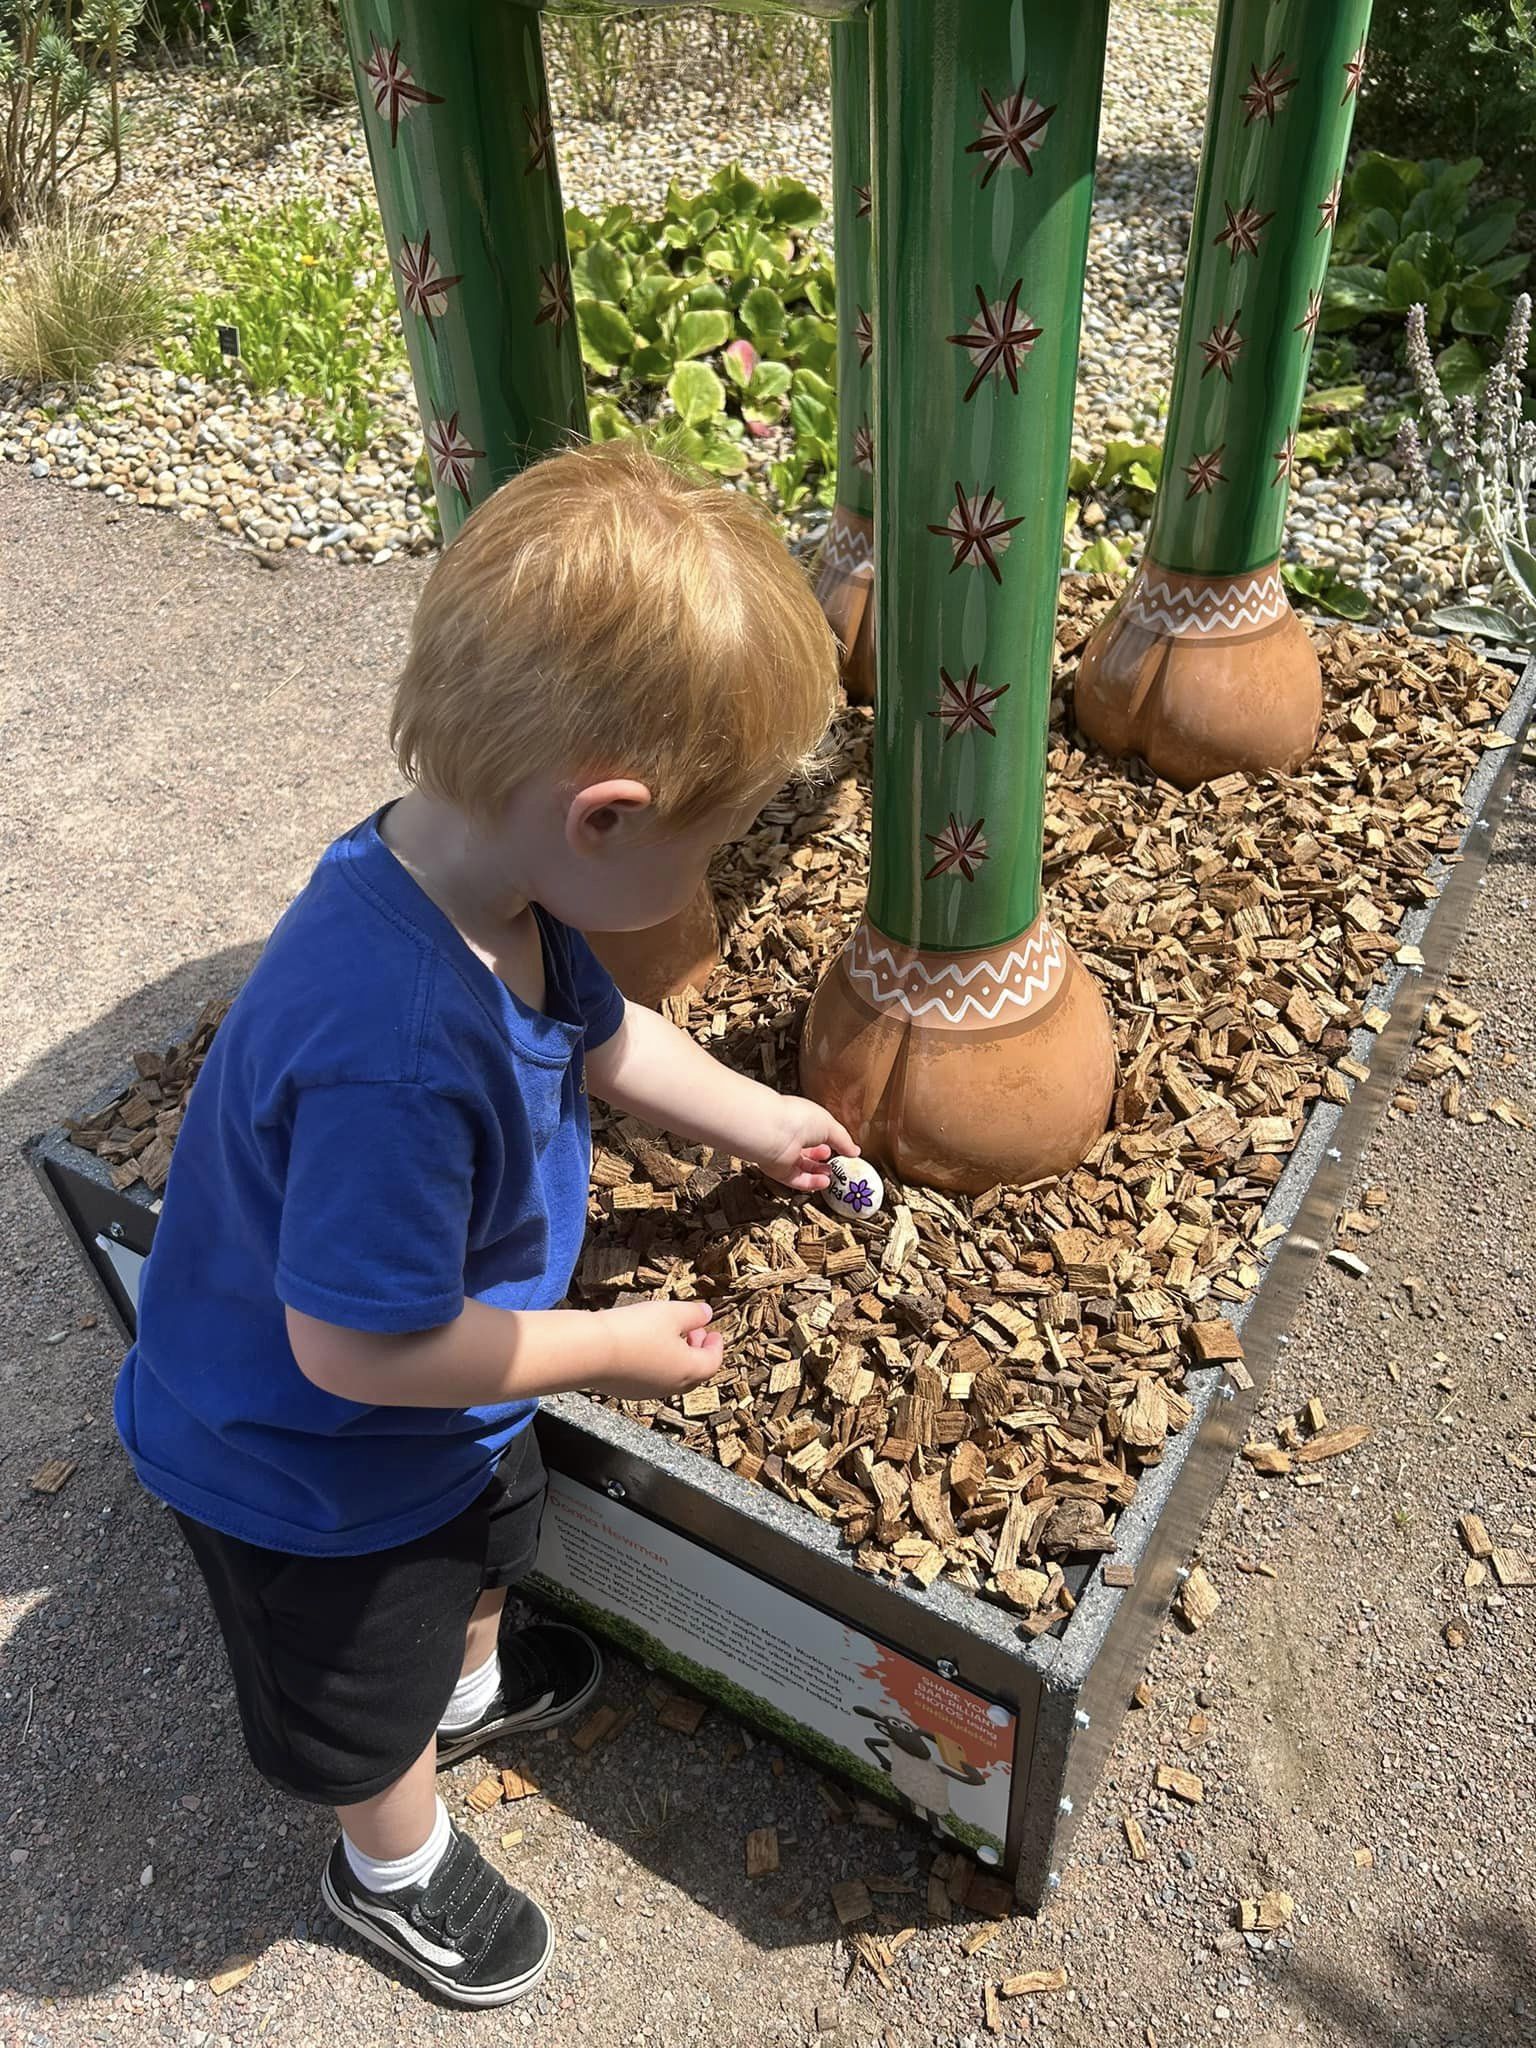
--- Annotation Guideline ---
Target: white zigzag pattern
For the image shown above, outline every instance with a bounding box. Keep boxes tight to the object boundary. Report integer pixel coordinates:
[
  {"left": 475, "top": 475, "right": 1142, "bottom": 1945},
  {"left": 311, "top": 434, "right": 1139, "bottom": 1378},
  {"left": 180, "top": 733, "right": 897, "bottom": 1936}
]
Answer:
[
  {"left": 848, "top": 922, "right": 1066, "bottom": 1025},
  {"left": 1126, "top": 567, "right": 1287, "bottom": 638},
  {"left": 819, "top": 516, "right": 874, "bottom": 578}
]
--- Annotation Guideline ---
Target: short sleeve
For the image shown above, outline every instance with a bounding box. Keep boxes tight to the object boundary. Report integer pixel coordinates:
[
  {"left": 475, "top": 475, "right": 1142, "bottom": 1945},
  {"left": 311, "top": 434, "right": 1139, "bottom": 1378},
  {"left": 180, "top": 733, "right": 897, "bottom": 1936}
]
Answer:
[
  {"left": 562, "top": 927, "right": 627, "bottom": 1050},
  {"left": 275, "top": 1083, "right": 476, "bottom": 1334}
]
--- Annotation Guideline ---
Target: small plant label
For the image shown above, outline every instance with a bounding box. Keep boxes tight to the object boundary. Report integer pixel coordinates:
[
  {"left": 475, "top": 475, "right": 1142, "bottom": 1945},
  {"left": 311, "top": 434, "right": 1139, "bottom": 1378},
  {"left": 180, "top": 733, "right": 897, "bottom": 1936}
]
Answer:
[
  {"left": 216, "top": 324, "right": 242, "bottom": 361},
  {"left": 823, "top": 1155, "right": 883, "bottom": 1223}
]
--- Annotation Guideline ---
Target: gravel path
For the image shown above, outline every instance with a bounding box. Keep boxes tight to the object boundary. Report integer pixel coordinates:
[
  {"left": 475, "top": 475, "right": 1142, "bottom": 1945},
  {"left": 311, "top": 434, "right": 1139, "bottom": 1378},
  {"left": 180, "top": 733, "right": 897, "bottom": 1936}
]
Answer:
[
  {"left": 0, "top": 0, "right": 1479, "bottom": 619},
  {"left": 3, "top": 455, "right": 1535, "bottom": 2045}
]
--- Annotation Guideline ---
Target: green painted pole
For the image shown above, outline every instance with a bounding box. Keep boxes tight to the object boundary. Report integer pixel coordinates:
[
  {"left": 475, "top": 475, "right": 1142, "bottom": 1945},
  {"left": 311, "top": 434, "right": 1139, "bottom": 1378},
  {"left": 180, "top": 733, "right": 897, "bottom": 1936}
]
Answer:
[
  {"left": 867, "top": 0, "right": 1111, "bottom": 955},
  {"left": 1150, "top": 0, "right": 1372, "bottom": 575},
  {"left": 1076, "top": 0, "right": 1374, "bottom": 785},
  {"left": 802, "top": 0, "right": 1116, "bottom": 1193},
  {"left": 816, "top": 12, "right": 877, "bottom": 699},
  {"left": 338, "top": 0, "right": 587, "bottom": 541}
]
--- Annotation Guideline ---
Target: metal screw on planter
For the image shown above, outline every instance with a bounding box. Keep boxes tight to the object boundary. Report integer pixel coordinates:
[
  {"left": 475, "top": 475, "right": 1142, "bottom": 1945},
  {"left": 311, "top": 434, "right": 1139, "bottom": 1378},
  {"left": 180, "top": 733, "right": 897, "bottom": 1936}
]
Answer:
[
  {"left": 936, "top": 1658, "right": 959, "bottom": 1680},
  {"left": 603, "top": 1480, "right": 626, "bottom": 1504}
]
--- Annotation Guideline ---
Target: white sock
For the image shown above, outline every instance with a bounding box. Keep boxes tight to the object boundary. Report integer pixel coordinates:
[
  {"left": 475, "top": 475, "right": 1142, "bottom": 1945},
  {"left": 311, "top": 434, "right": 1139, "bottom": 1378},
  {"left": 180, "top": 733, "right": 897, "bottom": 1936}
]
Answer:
[
  {"left": 436, "top": 1646, "right": 502, "bottom": 1735},
  {"left": 343, "top": 1796, "right": 451, "bottom": 1894}
]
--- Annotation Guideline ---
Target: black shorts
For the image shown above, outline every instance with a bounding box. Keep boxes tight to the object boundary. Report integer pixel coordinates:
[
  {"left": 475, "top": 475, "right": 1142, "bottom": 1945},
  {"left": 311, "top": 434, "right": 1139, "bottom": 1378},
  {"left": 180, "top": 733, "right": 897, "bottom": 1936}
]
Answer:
[{"left": 173, "top": 1425, "right": 547, "bottom": 1807}]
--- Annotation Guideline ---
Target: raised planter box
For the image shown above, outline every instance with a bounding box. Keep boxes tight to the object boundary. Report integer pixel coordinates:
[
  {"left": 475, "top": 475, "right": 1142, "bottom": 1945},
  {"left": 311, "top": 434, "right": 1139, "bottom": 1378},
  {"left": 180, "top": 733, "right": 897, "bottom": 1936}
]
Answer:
[{"left": 27, "top": 649, "right": 1535, "bottom": 1907}]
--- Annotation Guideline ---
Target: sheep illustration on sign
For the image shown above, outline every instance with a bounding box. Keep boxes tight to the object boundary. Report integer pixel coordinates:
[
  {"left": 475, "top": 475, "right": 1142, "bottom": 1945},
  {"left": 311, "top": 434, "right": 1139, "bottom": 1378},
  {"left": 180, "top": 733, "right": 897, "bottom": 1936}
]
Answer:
[{"left": 853, "top": 1705, "right": 985, "bottom": 1825}]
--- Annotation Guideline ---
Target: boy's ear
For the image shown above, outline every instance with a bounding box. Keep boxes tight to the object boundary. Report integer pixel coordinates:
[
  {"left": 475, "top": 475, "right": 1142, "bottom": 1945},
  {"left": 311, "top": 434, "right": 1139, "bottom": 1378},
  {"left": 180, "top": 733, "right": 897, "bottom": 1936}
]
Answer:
[{"left": 564, "top": 778, "right": 653, "bottom": 853}]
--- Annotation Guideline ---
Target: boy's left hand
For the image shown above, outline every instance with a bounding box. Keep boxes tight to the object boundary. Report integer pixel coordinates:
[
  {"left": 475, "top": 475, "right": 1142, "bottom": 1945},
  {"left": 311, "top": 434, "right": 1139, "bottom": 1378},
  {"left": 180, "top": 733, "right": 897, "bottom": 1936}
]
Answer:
[{"left": 756, "top": 1095, "right": 859, "bottom": 1192}]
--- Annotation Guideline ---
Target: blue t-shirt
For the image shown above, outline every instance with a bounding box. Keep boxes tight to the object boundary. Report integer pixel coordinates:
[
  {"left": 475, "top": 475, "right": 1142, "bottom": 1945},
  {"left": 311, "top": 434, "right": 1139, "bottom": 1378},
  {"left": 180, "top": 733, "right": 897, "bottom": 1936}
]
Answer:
[{"left": 114, "top": 807, "right": 626, "bottom": 1556}]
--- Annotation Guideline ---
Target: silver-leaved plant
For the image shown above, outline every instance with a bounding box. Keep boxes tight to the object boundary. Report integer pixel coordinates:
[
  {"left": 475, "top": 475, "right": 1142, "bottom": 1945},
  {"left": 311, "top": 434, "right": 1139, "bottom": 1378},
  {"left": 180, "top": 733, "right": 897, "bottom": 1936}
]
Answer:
[{"left": 1397, "top": 292, "right": 1536, "bottom": 649}]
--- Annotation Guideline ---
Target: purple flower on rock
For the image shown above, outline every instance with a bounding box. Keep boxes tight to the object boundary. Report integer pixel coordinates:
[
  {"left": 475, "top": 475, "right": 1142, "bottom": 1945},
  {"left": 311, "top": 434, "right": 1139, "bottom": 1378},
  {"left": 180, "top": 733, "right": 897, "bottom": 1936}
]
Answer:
[{"left": 841, "top": 1177, "right": 876, "bottom": 1214}]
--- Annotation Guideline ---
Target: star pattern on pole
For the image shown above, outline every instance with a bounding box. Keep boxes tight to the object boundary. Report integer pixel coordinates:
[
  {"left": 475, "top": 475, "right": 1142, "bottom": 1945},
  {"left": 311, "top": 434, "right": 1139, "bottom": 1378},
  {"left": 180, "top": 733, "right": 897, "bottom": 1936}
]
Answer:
[
  {"left": 523, "top": 100, "right": 555, "bottom": 175},
  {"left": 853, "top": 420, "right": 874, "bottom": 474},
  {"left": 1316, "top": 177, "right": 1343, "bottom": 236},
  {"left": 947, "top": 281, "right": 1042, "bottom": 403},
  {"left": 927, "top": 484, "right": 1025, "bottom": 583},
  {"left": 855, "top": 307, "right": 873, "bottom": 366},
  {"left": 924, "top": 814, "right": 990, "bottom": 883},
  {"left": 362, "top": 36, "right": 442, "bottom": 148},
  {"left": 933, "top": 666, "right": 1009, "bottom": 740},
  {"left": 425, "top": 412, "right": 484, "bottom": 500},
  {"left": 397, "top": 232, "right": 462, "bottom": 335},
  {"left": 966, "top": 77, "right": 1056, "bottom": 187},
  {"left": 1183, "top": 445, "right": 1228, "bottom": 498},
  {"left": 1295, "top": 287, "right": 1323, "bottom": 341},
  {"left": 1240, "top": 52, "right": 1297, "bottom": 125},
  {"left": 855, "top": 183, "right": 872, "bottom": 219},
  {"left": 1270, "top": 429, "right": 1297, "bottom": 489},
  {"left": 1214, "top": 198, "right": 1275, "bottom": 263},
  {"left": 535, "top": 261, "right": 573, "bottom": 336},
  {"left": 1199, "top": 308, "right": 1245, "bottom": 380},
  {"left": 1342, "top": 40, "right": 1367, "bottom": 102}
]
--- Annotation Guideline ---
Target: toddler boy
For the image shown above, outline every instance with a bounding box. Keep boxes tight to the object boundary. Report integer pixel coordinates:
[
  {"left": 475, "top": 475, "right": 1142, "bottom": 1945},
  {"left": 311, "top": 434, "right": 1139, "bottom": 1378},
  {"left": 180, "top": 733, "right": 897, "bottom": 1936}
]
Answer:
[{"left": 115, "top": 443, "right": 851, "bottom": 2008}]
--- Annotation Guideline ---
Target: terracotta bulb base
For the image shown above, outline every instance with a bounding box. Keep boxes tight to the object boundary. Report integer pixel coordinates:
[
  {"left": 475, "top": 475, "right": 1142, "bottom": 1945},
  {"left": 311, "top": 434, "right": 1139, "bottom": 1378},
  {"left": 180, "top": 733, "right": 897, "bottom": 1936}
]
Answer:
[
  {"left": 815, "top": 504, "right": 876, "bottom": 706},
  {"left": 1074, "top": 560, "right": 1322, "bottom": 788},
  {"left": 585, "top": 884, "right": 718, "bottom": 1010},
  {"left": 799, "top": 914, "right": 1116, "bottom": 1195}
]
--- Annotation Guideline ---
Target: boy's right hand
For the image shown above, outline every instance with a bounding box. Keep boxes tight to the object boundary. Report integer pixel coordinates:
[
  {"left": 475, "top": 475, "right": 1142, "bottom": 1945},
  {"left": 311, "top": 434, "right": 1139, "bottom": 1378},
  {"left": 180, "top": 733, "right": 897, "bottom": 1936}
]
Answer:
[{"left": 588, "top": 1299, "right": 722, "bottom": 1400}]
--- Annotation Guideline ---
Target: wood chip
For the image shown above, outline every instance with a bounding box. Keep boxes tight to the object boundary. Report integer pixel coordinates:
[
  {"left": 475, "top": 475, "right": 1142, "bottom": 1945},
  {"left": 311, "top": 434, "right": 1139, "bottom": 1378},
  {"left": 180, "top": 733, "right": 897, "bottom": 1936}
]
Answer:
[
  {"left": 831, "top": 1878, "right": 873, "bottom": 1926},
  {"left": 500, "top": 1767, "right": 538, "bottom": 1801},
  {"left": 1123, "top": 1814, "right": 1150, "bottom": 1862},
  {"left": 1237, "top": 1891, "right": 1294, "bottom": 1931},
  {"left": 745, "top": 1826, "right": 780, "bottom": 1878},
  {"left": 466, "top": 1773, "right": 504, "bottom": 1812},
  {"left": 28, "top": 1458, "right": 78, "bottom": 1495},
  {"left": 570, "top": 1705, "right": 621, "bottom": 1752},
  {"left": 1103, "top": 1562, "right": 1136, "bottom": 1588},
  {"left": 656, "top": 1694, "right": 708, "bottom": 1735},
  {"left": 1353, "top": 1846, "right": 1375, "bottom": 1869},
  {"left": 963, "top": 1923, "right": 1001, "bottom": 1956},
  {"left": 1293, "top": 1424, "right": 1372, "bottom": 1463},
  {"left": 1175, "top": 1565, "right": 1221, "bottom": 1632},
  {"left": 1001, "top": 1967, "right": 1069, "bottom": 1997},
  {"left": 984, "top": 1982, "right": 1003, "bottom": 2033},
  {"left": 1243, "top": 1443, "right": 1293, "bottom": 1475},
  {"left": 208, "top": 1957, "right": 257, "bottom": 1996},
  {"left": 1185, "top": 1319, "right": 1244, "bottom": 1366},
  {"left": 1490, "top": 1547, "right": 1535, "bottom": 1589},
  {"left": 966, "top": 1873, "right": 1016, "bottom": 1920},
  {"left": 1457, "top": 1513, "right": 1494, "bottom": 1560},
  {"left": 1155, "top": 1765, "right": 1204, "bottom": 1805}
]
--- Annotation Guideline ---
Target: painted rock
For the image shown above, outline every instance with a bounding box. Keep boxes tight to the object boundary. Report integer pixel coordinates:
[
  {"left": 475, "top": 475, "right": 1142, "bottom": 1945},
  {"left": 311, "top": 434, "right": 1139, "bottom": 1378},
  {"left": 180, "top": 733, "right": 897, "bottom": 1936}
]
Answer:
[{"left": 823, "top": 1155, "right": 884, "bottom": 1223}]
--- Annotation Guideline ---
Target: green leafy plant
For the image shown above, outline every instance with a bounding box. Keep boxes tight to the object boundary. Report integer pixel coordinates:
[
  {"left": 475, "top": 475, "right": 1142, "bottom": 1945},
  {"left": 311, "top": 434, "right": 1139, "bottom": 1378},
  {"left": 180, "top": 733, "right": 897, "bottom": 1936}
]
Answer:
[
  {"left": 1401, "top": 294, "right": 1535, "bottom": 647},
  {"left": 1068, "top": 438, "right": 1163, "bottom": 507},
  {"left": 0, "top": 201, "right": 173, "bottom": 384},
  {"left": 565, "top": 165, "right": 838, "bottom": 501},
  {"left": 1279, "top": 561, "right": 1374, "bottom": 620},
  {"left": 1323, "top": 152, "right": 1528, "bottom": 351},
  {"left": 1356, "top": 0, "right": 1536, "bottom": 186},
  {"left": 0, "top": 0, "right": 145, "bottom": 238},
  {"left": 167, "top": 195, "right": 403, "bottom": 450}
]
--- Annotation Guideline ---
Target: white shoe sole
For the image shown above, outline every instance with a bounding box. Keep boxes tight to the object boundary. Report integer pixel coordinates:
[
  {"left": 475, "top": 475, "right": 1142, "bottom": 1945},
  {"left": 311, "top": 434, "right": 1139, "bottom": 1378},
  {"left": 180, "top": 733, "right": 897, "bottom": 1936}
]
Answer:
[{"left": 320, "top": 1865, "right": 554, "bottom": 2008}]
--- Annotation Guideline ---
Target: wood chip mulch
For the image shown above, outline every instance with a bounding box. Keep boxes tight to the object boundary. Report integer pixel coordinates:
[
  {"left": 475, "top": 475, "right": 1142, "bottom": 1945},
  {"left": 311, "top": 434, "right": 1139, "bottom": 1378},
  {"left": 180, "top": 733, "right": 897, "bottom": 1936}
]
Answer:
[{"left": 68, "top": 582, "right": 1519, "bottom": 1637}]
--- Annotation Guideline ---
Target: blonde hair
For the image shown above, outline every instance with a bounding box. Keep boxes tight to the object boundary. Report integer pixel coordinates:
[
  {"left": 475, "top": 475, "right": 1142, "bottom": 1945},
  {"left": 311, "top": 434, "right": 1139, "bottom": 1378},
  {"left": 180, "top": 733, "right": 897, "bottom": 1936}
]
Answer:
[{"left": 392, "top": 441, "right": 840, "bottom": 828}]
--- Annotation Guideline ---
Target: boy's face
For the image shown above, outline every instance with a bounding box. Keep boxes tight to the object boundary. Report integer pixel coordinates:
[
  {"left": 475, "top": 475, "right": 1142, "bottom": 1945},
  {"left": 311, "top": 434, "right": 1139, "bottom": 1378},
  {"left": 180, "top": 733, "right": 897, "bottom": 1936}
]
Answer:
[{"left": 504, "top": 776, "right": 772, "bottom": 935}]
